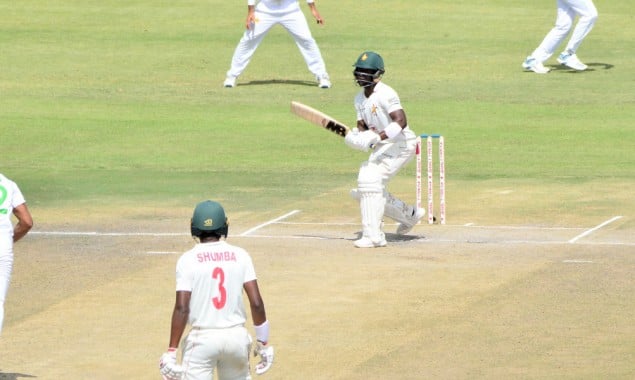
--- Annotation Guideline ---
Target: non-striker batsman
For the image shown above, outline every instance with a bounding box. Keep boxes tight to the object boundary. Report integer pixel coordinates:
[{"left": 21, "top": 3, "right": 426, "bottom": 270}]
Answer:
[{"left": 159, "top": 200, "right": 273, "bottom": 379}]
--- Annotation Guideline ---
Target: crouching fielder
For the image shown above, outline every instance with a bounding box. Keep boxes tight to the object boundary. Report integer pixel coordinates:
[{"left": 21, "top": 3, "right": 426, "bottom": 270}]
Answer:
[
  {"left": 344, "top": 51, "right": 425, "bottom": 248},
  {"left": 159, "top": 200, "right": 273, "bottom": 380}
]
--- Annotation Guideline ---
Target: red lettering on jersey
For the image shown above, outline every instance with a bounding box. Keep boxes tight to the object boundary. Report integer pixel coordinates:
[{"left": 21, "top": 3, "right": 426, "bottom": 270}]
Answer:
[
  {"left": 197, "top": 251, "right": 237, "bottom": 262},
  {"left": 225, "top": 251, "right": 236, "bottom": 261}
]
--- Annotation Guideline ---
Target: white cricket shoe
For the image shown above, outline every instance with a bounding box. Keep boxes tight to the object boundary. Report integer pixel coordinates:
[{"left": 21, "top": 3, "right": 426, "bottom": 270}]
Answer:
[
  {"left": 522, "top": 56, "right": 550, "bottom": 74},
  {"left": 317, "top": 74, "right": 331, "bottom": 89},
  {"left": 223, "top": 76, "right": 236, "bottom": 88},
  {"left": 396, "top": 208, "right": 425, "bottom": 235},
  {"left": 557, "top": 52, "right": 587, "bottom": 71},
  {"left": 354, "top": 235, "right": 387, "bottom": 248}
]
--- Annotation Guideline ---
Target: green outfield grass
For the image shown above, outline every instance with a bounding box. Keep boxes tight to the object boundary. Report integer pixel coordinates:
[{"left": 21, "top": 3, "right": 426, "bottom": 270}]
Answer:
[
  {"left": 1, "top": 0, "right": 633, "bottom": 218},
  {"left": 1, "top": 2, "right": 634, "bottom": 379}
]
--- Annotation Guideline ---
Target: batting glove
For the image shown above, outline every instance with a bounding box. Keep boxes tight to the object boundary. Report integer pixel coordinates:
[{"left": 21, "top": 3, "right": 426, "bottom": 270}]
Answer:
[
  {"left": 361, "top": 130, "right": 380, "bottom": 148},
  {"left": 253, "top": 341, "right": 274, "bottom": 375},
  {"left": 159, "top": 349, "right": 184, "bottom": 380},
  {"left": 345, "top": 129, "right": 379, "bottom": 152}
]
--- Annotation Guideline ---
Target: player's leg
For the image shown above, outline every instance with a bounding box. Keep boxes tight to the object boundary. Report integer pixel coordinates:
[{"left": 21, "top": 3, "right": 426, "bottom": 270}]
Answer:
[
  {"left": 560, "top": 0, "right": 597, "bottom": 68},
  {"left": 351, "top": 187, "right": 417, "bottom": 228},
  {"left": 0, "top": 239, "right": 13, "bottom": 335},
  {"left": 216, "top": 326, "right": 252, "bottom": 380},
  {"left": 385, "top": 192, "right": 425, "bottom": 235},
  {"left": 180, "top": 329, "right": 218, "bottom": 380},
  {"left": 355, "top": 162, "right": 386, "bottom": 248},
  {"left": 530, "top": 0, "right": 576, "bottom": 63},
  {"left": 279, "top": 10, "right": 329, "bottom": 85},
  {"left": 225, "top": 12, "right": 278, "bottom": 85},
  {"left": 373, "top": 139, "right": 425, "bottom": 234}
]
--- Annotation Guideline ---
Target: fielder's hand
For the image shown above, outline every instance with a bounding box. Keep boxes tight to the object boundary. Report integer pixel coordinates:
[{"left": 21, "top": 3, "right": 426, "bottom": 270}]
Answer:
[
  {"left": 345, "top": 129, "right": 380, "bottom": 152},
  {"left": 159, "top": 350, "right": 183, "bottom": 380},
  {"left": 253, "top": 341, "right": 274, "bottom": 375}
]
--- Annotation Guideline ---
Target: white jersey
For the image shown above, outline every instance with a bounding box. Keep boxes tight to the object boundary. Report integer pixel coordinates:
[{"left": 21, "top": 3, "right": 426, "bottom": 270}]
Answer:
[
  {"left": 0, "top": 174, "right": 26, "bottom": 235},
  {"left": 255, "top": 0, "right": 301, "bottom": 14},
  {"left": 175, "top": 240, "right": 257, "bottom": 329},
  {"left": 354, "top": 81, "right": 416, "bottom": 143}
]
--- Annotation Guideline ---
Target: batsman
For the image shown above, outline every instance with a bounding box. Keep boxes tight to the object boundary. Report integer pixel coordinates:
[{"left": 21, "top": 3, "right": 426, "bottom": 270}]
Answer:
[{"left": 345, "top": 51, "right": 425, "bottom": 248}]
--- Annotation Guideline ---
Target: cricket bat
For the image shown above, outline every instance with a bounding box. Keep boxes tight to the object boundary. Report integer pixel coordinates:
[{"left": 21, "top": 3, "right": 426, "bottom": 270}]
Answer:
[{"left": 290, "top": 101, "right": 350, "bottom": 137}]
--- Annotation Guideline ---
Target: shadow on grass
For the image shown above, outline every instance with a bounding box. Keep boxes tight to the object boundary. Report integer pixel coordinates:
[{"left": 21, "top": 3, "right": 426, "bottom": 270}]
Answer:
[
  {"left": 386, "top": 233, "right": 427, "bottom": 243},
  {"left": 353, "top": 231, "right": 427, "bottom": 243},
  {"left": 291, "top": 232, "right": 425, "bottom": 243},
  {"left": 0, "top": 372, "right": 37, "bottom": 380},
  {"left": 547, "top": 62, "right": 614, "bottom": 72},
  {"left": 242, "top": 79, "right": 316, "bottom": 87}
]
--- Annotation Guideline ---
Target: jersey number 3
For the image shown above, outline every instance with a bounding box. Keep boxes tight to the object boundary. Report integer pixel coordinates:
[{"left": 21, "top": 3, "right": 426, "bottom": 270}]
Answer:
[{"left": 212, "top": 267, "right": 227, "bottom": 309}]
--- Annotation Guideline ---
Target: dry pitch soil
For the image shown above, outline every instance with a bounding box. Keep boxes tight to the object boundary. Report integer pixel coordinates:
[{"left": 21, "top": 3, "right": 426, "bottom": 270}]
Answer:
[{"left": 1, "top": 198, "right": 633, "bottom": 380}]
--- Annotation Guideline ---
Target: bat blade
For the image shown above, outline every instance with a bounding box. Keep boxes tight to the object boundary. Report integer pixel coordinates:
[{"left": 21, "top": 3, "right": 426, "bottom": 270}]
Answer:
[{"left": 290, "top": 101, "right": 350, "bottom": 137}]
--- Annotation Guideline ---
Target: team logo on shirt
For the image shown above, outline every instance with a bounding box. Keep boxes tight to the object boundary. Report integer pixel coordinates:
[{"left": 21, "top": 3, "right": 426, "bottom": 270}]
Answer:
[{"left": 0, "top": 185, "right": 7, "bottom": 214}]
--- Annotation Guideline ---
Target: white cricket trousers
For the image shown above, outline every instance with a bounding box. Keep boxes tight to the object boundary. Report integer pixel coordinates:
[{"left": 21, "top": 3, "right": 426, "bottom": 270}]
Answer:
[
  {"left": 368, "top": 138, "right": 418, "bottom": 186},
  {"left": 226, "top": 8, "right": 328, "bottom": 79},
  {"left": 532, "top": 0, "right": 598, "bottom": 62},
  {"left": 356, "top": 137, "right": 418, "bottom": 239},
  {"left": 180, "top": 325, "right": 252, "bottom": 380},
  {"left": 0, "top": 235, "right": 14, "bottom": 336}
]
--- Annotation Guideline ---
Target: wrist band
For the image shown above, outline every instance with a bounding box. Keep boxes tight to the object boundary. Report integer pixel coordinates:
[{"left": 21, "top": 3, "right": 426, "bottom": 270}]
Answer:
[
  {"left": 255, "top": 320, "right": 270, "bottom": 344},
  {"left": 248, "top": 0, "right": 256, "bottom": 5},
  {"left": 384, "top": 122, "right": 402, "bottom": 139}
]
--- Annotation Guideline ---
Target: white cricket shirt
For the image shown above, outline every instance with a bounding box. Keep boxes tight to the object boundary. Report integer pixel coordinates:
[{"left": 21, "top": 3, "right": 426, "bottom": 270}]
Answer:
[
  {"left": 256, "top": 0, "right": 301, "bottom": 14},
  {"left": 354, "top": 81, "right": 415, "bottom": 142},
  {"left": 0, "top": 174, "right": 26, "bottom": 234},
  {"left": 175, "top": 240, "right": 257, "bottom": 329}
]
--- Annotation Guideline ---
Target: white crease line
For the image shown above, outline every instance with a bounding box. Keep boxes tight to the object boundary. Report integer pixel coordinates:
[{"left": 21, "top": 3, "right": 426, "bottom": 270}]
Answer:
[
  {"left": 27, "top": 230, "right": 634, "bottom": 246},
  {"left": 237, "top": 235, "right": 634, "bottom": 246},
  {"left": 563, "top": 260, "right": 594, "bottom": 263},
  {"left": 238, "top": 234, "right": 344, "bottom": 240},
  {"left": 568, "top": 216, "right": 623, "bottom": 244},
  {"left": 465, "top": 225, "right": 583, "bottom": 231},
  {"left": 275, "top": 222, "right": 584, "bottom": 230},
  {"left": 275, "top": 221, "right": 359, "bottom": 226},
  {"left": 147, "top": 251, "right": 179, "bottom": 255},
  {"left": 239, "top": 210, "right": 301, "bottom": 236},
  {"left": 29, "top": 223, "right": 586, "bottom": 237},
  {"left": 30, "top": 231, "right": 185, "bottom": 237}
]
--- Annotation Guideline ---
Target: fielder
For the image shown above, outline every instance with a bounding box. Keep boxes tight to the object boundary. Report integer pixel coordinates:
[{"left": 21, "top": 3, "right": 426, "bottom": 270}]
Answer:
[
  {"left": 159, "top": 200, "right": 273, "bottom": 380},
  {"left": 522, "top": 0, "right": 598, "bottom": 74},
  {"left": 344, "top": 51, "right": 425, "bottom": 248},
  {"left": 0, "top": 173, "right": 33, "bottom": 336},
  {"left": 223, "top": 0, "right": 331, "bottom": 88}
]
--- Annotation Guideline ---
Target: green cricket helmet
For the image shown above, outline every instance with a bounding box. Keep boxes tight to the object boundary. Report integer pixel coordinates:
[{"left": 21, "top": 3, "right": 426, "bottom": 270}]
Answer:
[
  {"left": 190, "top": 200, "right": 229, "bottom": 238},
  {"left": 353, "top": 51, "right": 385, "bottom": 87}
]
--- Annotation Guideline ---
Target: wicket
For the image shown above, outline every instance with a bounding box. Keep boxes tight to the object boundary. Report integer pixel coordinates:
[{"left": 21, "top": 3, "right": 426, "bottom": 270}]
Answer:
[{"left": 416, "top": 134, "right": 446, "bottom": 224}]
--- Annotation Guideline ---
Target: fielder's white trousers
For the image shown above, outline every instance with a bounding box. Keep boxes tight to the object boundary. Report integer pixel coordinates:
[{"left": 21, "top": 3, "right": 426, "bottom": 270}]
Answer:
[
  {"left": 531, "top": 0, "right": 598, "bottom": 62},
  {"left": 0, "top": 236, "right": 14, "bottom": 336},
  {"left": 180, "top": 325, "right": 252, "bottom": 380},
  {"left": 226, "top": 8, "right": 328, "bottom": 79}
]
